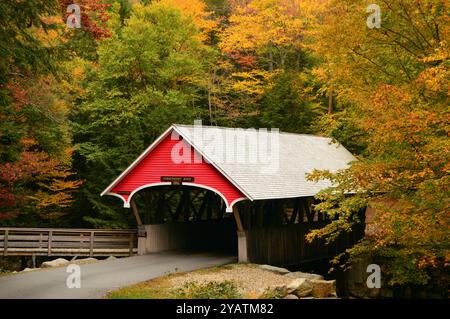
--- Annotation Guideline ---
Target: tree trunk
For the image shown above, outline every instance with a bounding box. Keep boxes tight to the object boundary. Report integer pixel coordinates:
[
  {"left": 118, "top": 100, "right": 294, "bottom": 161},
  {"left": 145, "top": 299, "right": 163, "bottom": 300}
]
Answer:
[{"left": 328, "top": 86, "right": 333, "bottom": 114}]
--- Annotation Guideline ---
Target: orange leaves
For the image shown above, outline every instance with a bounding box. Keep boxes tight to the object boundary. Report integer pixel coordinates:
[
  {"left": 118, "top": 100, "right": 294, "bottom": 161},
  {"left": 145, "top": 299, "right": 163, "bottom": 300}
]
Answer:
[
  {"left": 0, "top": 145, "right": 82, "bottom": 219},
  {"left": 30, "top": 175, "right": 83, "bottom": 210},
  {"left": 159, "top": 0, "right": 218, "bottom": 43}
]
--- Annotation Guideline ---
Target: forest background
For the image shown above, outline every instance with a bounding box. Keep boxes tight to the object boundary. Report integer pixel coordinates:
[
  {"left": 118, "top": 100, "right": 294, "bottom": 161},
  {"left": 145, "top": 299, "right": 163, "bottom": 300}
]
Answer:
[{"left": 0, "top": 0, "right": 448, "bottom": 288}]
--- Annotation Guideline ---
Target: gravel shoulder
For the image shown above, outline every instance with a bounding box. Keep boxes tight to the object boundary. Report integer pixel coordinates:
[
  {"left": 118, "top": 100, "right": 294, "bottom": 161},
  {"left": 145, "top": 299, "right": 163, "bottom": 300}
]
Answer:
[
  {"left": 108, "top": 263, "right": 295, "bottom": 299},
  {"left": 107, "top": 263, "right": 338, "bottom": 299},
  {"left": 169, "top": 264, "right": 292, "bottom": 297}
]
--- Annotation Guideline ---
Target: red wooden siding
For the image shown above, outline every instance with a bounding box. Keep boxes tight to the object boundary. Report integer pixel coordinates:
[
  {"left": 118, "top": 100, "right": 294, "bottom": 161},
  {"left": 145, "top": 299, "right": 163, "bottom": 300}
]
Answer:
[{"left": 109, "top": 133, "right": 246, "bottom": 210}]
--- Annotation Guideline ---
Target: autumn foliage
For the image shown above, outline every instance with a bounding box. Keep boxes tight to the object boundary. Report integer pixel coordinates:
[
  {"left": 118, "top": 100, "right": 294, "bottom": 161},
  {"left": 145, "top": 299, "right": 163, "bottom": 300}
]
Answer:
[
  {"left": 305, "top": 0, "right": 449, "bottom": 286},
  {"left": 0, "top": 0, "right": 448, "bottom": 289}
]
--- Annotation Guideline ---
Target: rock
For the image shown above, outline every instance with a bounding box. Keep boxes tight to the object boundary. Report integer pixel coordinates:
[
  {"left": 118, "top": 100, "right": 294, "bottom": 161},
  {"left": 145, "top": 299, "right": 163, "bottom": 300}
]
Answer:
[
  {"left": 284, "top": 294, "right": 299, "bottom": 299},
  {"left": 106, "top": 256, "right": 117, "bottom": 261},
  {"left": 41, "top": 258, "right": 69, "bottom": 268},
  {"left": 73, "top": 257, "right": 98, "bottom": 264},
  {"left": 259, "top": 264, "right": 290, "bottom": 275},
  {"left": 22, "top": 268, "right": 36, "bottom": 272},
  {"left": 286, "top": 278, "right": 302, "bottom": 294},
  {"left": 286, "top": 278, "right": 313, "bottom": 297},
  {"left": 284, "top": 271, "right": 324, "bottom": 281},
  {"left": 273, "top": 285, "right": 288, "bottom": 297},
  {"left": 295, "top": 279, "right": 314, "bottom": 297},
  {"left": 310, "top": 279, "right": 336, "bottom": 298},
  {"left": 283, "top": 278, "right": 314, "bottom": 297}
]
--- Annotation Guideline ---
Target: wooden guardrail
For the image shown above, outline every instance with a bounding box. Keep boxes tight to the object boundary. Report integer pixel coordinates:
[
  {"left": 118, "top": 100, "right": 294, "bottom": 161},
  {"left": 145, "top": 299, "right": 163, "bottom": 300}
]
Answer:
[{"left": 0, "top": 228, "right": 138, "bottom": 257}]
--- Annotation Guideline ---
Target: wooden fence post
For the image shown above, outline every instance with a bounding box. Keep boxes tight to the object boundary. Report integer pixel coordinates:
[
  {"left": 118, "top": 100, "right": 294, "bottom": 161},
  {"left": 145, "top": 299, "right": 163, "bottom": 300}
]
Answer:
[
  {"left": 129, "top": 233, "right": 134, "bottom": 256},
  {"left": 48, "top": 231, "right": 53, "bottom": 256},
  {"left": 4, "top": 230, "right": 8, "bottom": 256},
  {"left": 90, "top": 231, "right": 94, "bottom": 257}
]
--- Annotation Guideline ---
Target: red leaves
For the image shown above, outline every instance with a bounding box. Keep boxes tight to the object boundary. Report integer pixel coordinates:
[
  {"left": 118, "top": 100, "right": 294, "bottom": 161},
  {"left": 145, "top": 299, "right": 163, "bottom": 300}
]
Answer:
[
  {"left": 60, "top": 0, "right": 111, "bottom": 39},
  {"left": 6, "top": 79, "right": 30, "bottom": 111},
  {"left": 227, "top": 51, "right": 257, "bottom": 68},
  {"left": 0, "top": 151, "right": 55, "bottom": 205}
]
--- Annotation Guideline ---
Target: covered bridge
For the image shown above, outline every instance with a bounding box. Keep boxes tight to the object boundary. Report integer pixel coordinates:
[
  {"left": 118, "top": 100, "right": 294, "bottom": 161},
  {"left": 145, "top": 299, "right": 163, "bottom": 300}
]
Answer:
[{"left": 102, "top": 124, "right": 364, "bottom": 266}]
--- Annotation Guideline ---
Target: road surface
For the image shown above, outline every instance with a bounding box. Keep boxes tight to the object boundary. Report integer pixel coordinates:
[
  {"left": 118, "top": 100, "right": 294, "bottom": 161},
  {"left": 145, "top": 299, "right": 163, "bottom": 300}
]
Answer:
[{"left": 0, "top": 251, "right": 236, "bottom": 299}]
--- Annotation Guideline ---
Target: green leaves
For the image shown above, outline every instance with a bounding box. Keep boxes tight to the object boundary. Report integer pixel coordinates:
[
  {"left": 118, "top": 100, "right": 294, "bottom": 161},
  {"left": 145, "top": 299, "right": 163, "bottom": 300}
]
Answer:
[{"left": 71, "top": 2, "right": 211, "bottom": 227}]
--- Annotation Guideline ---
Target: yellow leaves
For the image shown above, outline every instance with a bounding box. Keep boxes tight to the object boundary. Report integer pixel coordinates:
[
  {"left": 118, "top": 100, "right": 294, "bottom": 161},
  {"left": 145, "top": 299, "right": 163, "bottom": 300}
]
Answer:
[
  {"left": 421, "top": 41, "right": 450, "bottom": 63},
  {"left": 23, "top": 147, "right": 83, "bottom": 212},
  {"left": 31, "top": 15, "right": 66, "bottom": 47},
  {"left": 416, "top": 41, "right": 449, "bottom": 95},
  {"left": 230, "top": 69, "right": 275, "bottom": 95},
  {"left": 220, "top": 11, "right": 265, "bottom": 53},
  {"left": 30, "top": 187, "right": 76, "bottom": 209},
  {"left": 311, "top": 66, "right": 329, "bottom": 83},
  {"left": 219, "top": 0, "right": 309, "bottom": 54},
  {"left": 30, "top": 176, "right": 83, "bottom": 210},
  {"left": 159, "top": 0, "right": 218, "bottom": 43},
  {"left": 416, "top": 65, "right": 449, "bottom": 95}
]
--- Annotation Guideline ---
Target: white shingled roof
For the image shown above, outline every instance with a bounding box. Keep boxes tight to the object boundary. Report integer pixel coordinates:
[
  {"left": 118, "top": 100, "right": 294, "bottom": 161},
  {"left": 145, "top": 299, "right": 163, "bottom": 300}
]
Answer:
[
  {"left": 101, "top": 124, "right": 357, "bottom": 200},
  {"left": 173, "top": 124, "right": 357, "bottom": 201}
]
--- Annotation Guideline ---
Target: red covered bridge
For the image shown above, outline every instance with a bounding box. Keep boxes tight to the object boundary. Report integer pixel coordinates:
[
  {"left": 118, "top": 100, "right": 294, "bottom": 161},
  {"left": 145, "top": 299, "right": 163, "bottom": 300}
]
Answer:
[{"left": 102, "top": 124, "right": 365, "bottom": 266}]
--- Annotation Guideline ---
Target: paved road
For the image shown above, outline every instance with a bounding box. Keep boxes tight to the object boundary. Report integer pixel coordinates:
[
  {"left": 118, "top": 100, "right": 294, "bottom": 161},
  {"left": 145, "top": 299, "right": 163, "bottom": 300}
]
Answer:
[{"left": 0, "top": 251, "right": 236, "bottom": 299}]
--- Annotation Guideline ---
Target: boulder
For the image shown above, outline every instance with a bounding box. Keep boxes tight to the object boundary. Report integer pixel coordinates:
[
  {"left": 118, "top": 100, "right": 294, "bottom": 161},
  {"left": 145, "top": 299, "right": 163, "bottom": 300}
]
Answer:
[
  {"left": 22, "top": 268, "right": 36, "bottom": 272},
  {"left": 106, "top": 256, "right": 117, "bottom": 261},
  {"left": 284, "top": 271, "right": 324, "bottom": 281},
  {"left": 310, "top": 279, "right": 336, "bottom": 298},
  {"left": 287, "top": 278, "right": 313, "bottom": 297},
  {"left": 284, "top": 294, "right": 299, "bottom": 299},
  {"left": 41, "top": 258, "right": 69, "bottom": 268},
  {"left": 286, "top": 278, "right": 302, "bottom": 294},
  {"left": 259, "top": 264, "right": 290, "bottom": 275}
]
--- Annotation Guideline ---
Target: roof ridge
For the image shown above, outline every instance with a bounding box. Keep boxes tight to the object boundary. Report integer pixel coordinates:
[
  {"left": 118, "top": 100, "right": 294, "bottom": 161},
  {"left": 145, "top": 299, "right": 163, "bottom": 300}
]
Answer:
[{"left": 173, "top": 124, "right": 332, "bottom": 139}]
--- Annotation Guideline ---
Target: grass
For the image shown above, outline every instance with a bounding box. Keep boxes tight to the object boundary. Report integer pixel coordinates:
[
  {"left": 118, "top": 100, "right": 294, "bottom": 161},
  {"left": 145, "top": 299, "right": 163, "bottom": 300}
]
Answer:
[
  {"left": 107, "top": 264, "right": 241, "bottom": 299},
  {"left": 107, "top": 276, "right": 178, "bottom": 299},
  {"left": 259, "top": 286, "right": 286, "bottom": 299},
  {"left": 0, "top": 268, "right": 11, "bottom": 277},
  {"left": 174, "top": 280, "right": 241, "bottom": 299}
]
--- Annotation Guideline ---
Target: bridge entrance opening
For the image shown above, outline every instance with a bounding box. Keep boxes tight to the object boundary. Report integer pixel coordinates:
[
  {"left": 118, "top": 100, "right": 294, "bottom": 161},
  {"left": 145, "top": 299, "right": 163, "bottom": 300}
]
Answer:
[{"left": 132, "top": 185, "right": 239, "bottom": 256}]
